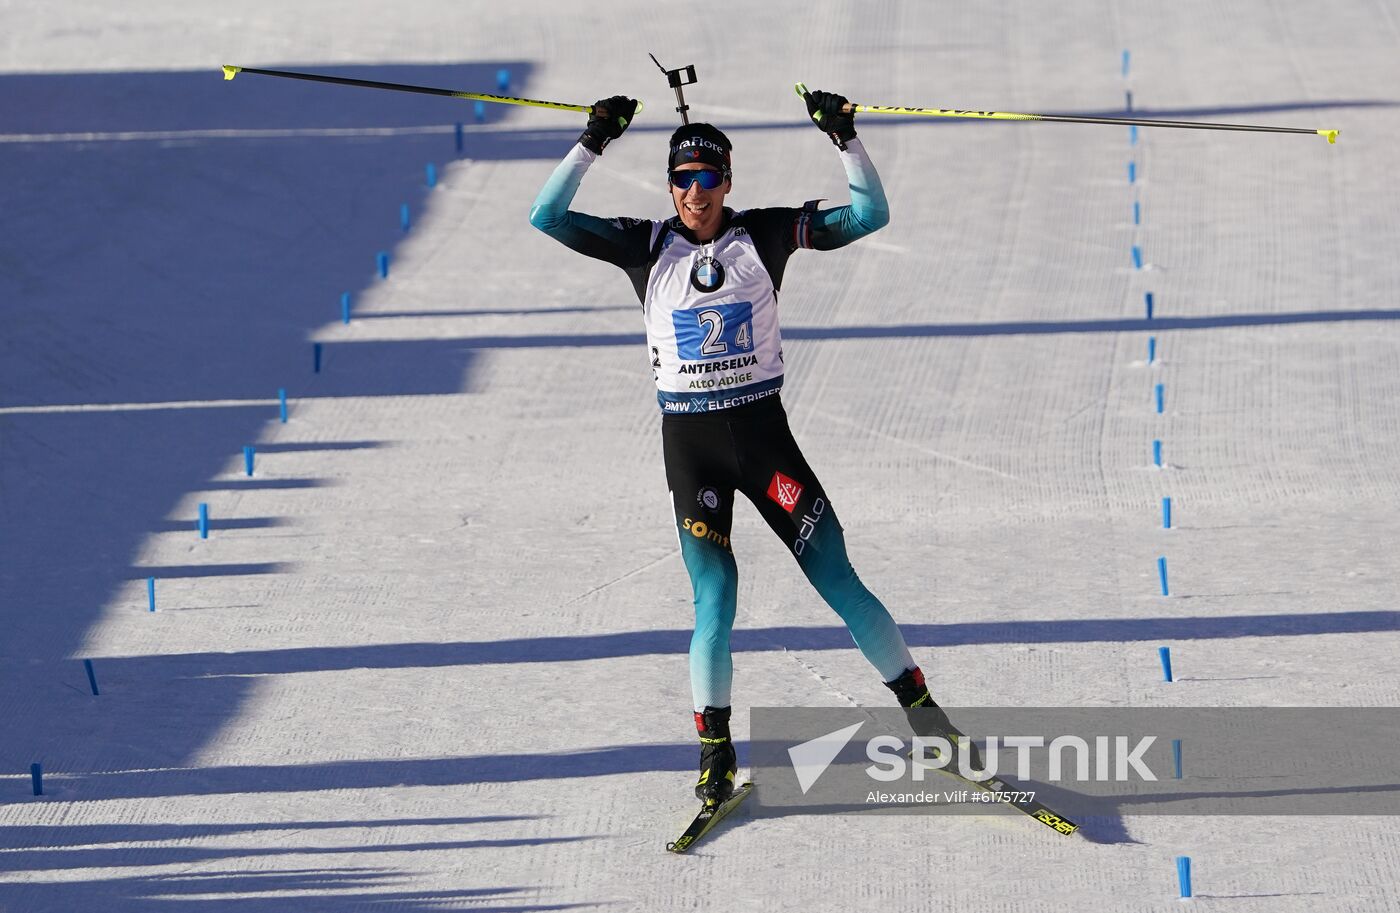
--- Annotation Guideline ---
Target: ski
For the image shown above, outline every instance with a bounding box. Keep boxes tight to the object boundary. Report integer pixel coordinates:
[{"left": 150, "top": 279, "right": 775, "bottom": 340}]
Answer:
[
  {"left": 915, "top": 756, "right": 1079, "bottom": 837},
  {"left": 952, "top": 770, "right": 1080, "bottom": 836},
  {"left": 666, "top": 781, "right": 754, "bottom": 853}
]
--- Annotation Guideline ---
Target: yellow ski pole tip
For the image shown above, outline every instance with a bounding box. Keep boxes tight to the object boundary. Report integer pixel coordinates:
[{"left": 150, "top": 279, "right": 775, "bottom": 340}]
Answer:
[
  {"left": 222, "top": 65, "right": 240, "bottom": 81},
  {"left": 1319, "top": 129, "right": 1338, "bottom": 144}
]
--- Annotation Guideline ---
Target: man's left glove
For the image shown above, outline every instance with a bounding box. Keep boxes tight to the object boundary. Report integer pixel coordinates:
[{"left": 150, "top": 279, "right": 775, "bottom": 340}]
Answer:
[
  {"left": 578, "top": 95, "right": 638, "bottom": 155},
  {"left": 804, "top": 89, "right": 857, "bottom": 150}
]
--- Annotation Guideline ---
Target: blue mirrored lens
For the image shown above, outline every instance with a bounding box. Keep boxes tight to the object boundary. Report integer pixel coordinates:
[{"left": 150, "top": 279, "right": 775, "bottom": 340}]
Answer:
[{"left": 669, "top": 169, "right": 725, "bottom": 190}]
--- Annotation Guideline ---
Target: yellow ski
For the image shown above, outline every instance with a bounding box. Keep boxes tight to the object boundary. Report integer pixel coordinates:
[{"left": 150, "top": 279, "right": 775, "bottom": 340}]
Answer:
[{"left": 666, "top": 782, "right": 754, "bottom": 853}]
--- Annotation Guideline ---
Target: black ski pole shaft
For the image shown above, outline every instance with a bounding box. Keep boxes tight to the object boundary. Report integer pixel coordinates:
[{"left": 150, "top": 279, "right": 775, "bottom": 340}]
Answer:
[
  {"left": 795, "top": 83, "right": 1339, "bottom": 143},
  {"left": 223, "top": 65, "right": 596, "bottom": 114}
]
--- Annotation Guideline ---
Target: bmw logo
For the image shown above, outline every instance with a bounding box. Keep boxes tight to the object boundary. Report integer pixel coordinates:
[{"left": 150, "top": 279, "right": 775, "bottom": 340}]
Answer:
[{"left": 690, "top": 255, "right": 725, "bottom": 293}]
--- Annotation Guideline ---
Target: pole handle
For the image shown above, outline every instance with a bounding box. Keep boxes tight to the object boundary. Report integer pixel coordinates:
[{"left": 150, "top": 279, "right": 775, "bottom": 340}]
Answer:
[
  {"left": 791, "top": 82, "right": 870, "bottom": 116},
  {"left": 587, "top": 100, "right": 645, "bottom": 118}
]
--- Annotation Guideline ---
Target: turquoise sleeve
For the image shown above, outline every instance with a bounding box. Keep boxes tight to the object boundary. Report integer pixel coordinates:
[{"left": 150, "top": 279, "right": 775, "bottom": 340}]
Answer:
[
  {"left": 809, "top": 137, "right": 891, "bottom": 250},
  {"left": 529, "top": 143, "right": 652, "bottom": 268}
]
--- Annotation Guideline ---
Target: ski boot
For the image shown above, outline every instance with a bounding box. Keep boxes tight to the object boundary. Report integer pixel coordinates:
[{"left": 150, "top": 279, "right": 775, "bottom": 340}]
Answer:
[
  {"left": 694, "top": 706, "right": 737, "bottom": 806},
  {"left": 884, "top": 666, "right": 985, "bottom": 775}
]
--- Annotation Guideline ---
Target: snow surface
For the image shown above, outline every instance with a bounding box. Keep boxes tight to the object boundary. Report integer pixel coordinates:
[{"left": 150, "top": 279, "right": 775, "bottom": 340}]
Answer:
[{"left": 4, "top": 0, "right": 1400, "bottom": 910}]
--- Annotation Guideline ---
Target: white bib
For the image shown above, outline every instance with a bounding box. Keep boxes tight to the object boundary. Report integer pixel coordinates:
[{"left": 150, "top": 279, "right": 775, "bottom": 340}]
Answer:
[{"left": 643, "top": 220, "right": 785, "bottom": 413}]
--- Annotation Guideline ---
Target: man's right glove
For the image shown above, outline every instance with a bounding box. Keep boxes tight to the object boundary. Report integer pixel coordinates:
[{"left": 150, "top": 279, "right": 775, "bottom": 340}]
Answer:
[
  {"left": 578, "top": 95, "right": 638, "bottom": 155},
  {"left": 804, "top": 89, "right": 857, "bottom": 150}
]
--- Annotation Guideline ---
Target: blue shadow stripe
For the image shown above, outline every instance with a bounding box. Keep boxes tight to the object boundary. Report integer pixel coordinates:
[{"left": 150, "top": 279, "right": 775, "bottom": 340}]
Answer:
[{"left": 104, "top": 611, "right": 1400, "bottom": 676}]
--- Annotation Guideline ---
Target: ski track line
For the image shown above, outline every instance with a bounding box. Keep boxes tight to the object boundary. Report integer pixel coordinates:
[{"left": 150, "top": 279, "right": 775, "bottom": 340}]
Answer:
[
  {"left": 804, "top": 405, "right": 1021, "bottom": 481},
  {"left": 557, "top": 548, "right": 677, "bottom": 608}
]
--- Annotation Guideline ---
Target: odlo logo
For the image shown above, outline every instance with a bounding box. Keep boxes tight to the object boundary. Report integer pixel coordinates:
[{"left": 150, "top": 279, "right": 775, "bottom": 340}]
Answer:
[{"left": 793, "top": 498, "right": 826, "bottom": 555}]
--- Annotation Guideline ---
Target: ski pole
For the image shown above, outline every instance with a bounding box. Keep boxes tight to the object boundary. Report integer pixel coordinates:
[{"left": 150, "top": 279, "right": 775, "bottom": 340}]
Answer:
[
  {"left": 794, "top": 83, "right": 1338, "bottom": 143},
  {"left": 223, "top": 66, "right": 642, "bottom": 118}
]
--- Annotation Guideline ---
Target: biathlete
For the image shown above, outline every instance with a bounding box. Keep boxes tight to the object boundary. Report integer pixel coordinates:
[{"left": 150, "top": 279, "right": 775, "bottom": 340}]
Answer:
[{"left": 530, "top": 89, "right": 974, "bottom": 807}]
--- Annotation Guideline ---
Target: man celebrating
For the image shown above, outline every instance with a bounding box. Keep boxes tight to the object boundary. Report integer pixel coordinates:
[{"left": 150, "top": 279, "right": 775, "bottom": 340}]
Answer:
[{"left": 530, "top": 90, "right": 971, "bottom": 807}]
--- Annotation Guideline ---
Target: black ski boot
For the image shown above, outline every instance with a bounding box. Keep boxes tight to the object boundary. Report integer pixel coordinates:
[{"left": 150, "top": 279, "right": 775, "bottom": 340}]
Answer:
[
  {"left": 693, "top": 706, "right": 737, "bottom": 806},
  {"left": 884, "top": 666, "right": 985, "bottom": 775}
]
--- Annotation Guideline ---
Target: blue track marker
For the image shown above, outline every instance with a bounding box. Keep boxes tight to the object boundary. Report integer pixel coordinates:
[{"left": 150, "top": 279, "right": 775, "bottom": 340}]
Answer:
[
  {"left": 474, "top": 100, "right": 486, "bottom": 123},
  {"left": 1134, "top": 200, "right": 1141, "bottom": 225},
  {"left": 198, "top": 503, "right": 209, "bottom": 539},
  {"left": 401, "top": 202, "right": 411, "bottom": 232},
  {"left": 1173, "top": 739, "right": 1183, "bottom": 778},
  {"left": 455, "top": 122, "right": 464, "bottom": 154},
  {"left": 1177, "top": 856, "right": 1192, "bottom": 898},
  {"left": 377, "top": 251, "right": 390, "bottom": 278},
  {"left": 313, "top": 342, "right": 323, "bottom": 374},
  {"left": 1132, "top": 245, "right": 1143, "bottom": 269},
  {"left": 1128, "top": 161, "right": 1137, "bottom": 183},
  {"left": 1153, "top": 439, "right": 1163, "bottom": 467},
  {"left": 1130, "top": 124, "right": 1138, "bottom": 145},
  {"left": 1163, "top": 496, "right": 1172, "bottom": 529},
  {"left": 426, "top": 163, "right": 437, "bottom": 187},
  {"left": 147, "top": 576, "right": 156, "bottom": 612},
  {"left": 1157, "top": 557, "right": 1170, "bottom": 596},
  {"left": 279, "top": 388, "right": 288, "bottom": 423},
  {"left": 31, "top": 763, "right": 42, "bottom": 796},
  {"left": 1155, "top": 383, "right": 1165, "bottom": 413},
  {"left": 1159, "top": 646, "right": 1174, "bottom": 681},
  {"left": 1146, "top": 291, "right": 1155, "bottom": 320},
  {"left": 1122, "top": 49, "right": 1130, "bottom": 77},
  {"left": 1148, "top": 336, "right": 1157, "bottom": 364},
  {"left": 497, "top": 68, "right": 510, "bottom": 92},
  {"left": 84, "top": 659, "right": 99, "bottom": 696},
  {"left": 244, "top": 445, "right": 255, "bottom": 476},
  {"left": 341, "top": 291, "right": 351, "bottom": 324}
]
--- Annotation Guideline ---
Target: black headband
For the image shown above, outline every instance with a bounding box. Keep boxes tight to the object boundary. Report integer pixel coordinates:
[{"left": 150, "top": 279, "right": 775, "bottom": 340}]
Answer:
[{"left": 668, "top": 124, "right": 732, "bottom": 172}]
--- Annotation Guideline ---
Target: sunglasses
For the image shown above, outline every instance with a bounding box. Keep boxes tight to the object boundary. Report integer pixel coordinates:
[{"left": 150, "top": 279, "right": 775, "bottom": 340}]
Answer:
[{"left": 668, "top": 169, "right": 728, "bottom": 191}]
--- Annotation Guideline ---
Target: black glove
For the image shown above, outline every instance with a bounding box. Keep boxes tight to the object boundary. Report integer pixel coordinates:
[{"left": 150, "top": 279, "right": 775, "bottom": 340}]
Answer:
[
  {"left": 804, "top": 89, "right": 857, "bottom": 150},
  {"left": 578, "top": 95, "right": 638, "bottom": 155}
]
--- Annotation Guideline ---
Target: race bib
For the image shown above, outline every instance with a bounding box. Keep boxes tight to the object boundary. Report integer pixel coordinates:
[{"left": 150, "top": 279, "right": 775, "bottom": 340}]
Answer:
[{"left": 673, "top": 301, "right": 755, "bottom": 362}]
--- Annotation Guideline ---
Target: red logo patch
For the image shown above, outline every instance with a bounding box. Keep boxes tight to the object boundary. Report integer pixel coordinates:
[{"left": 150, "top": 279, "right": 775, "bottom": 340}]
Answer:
[{"left": 767, "top": 471, "right": 804, "bottom": 513}]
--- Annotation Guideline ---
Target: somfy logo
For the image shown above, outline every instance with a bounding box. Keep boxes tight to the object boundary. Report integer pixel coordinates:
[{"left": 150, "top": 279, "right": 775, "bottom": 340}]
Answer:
[{"left": 787, "top": 722, "right": 864, "bottom": 794}]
